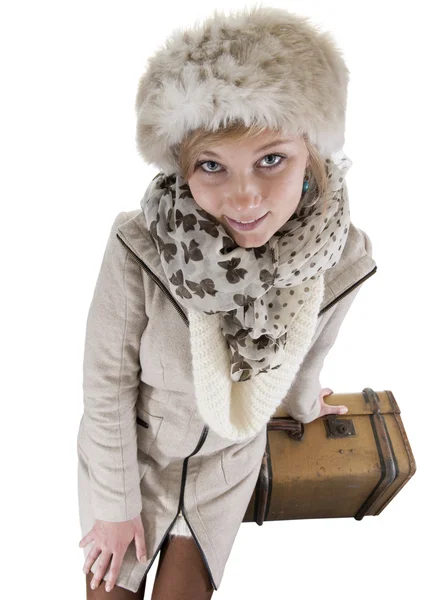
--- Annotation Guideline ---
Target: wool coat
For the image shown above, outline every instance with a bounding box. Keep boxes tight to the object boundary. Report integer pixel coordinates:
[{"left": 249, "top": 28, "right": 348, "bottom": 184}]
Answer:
[{"left": 77, "top": 208, "right": 377, "bottom": 593}]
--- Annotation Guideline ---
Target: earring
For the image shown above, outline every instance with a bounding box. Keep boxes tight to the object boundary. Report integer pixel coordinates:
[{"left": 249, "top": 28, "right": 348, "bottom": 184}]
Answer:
[{"left": 302, "top": 173, "right": 310, "bottom": 193}]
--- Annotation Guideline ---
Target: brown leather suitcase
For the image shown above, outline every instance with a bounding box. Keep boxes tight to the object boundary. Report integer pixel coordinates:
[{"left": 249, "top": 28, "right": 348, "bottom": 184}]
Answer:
[{"left": 243, "top": 388, "right": 416, "bottom": 524}]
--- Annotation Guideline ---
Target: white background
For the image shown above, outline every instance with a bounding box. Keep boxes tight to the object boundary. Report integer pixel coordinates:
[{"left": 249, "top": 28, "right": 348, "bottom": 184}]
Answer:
[{"left": 1, "top": 1, "right": 424, "bottom": 598}]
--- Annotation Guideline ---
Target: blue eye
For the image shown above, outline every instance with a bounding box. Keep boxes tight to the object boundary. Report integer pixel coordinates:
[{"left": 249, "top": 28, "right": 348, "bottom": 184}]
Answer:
[
  {"left": 196, "top": 154, "right": 287, "bottom": 175},
  {"left": 199, "top": 160, "right": 222, "bottom": 173},
  {"left": 260, "top": 154, "right": 286, "bottom": 168}
]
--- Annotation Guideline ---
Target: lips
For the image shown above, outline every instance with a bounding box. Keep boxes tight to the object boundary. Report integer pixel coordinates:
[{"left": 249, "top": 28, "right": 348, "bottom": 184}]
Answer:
[
  {"left": 225, "top": 212, "right": 269, "bottom": 231},
  {"left": 227, "top": 216, "right": 265, "bottom": 223}
]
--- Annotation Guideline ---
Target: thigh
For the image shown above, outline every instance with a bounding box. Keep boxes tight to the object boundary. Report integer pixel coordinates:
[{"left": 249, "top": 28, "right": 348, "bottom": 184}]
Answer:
[
  {"left": 152, "top": 534, "right": 214, "bottom": 600},
  {"left": 85, "top": 569, "right": 147, "bottom": 599}
]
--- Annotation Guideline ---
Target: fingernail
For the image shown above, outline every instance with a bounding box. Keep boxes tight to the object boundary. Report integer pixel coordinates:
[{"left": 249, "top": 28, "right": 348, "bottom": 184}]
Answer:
[
  {"left": 139, "top": 554, "right": 147, "bottom": 562},
  {"left": 90, "top": 581, "right": 96, "bottom": 590},
  {"left": 340, "top": 407, "right": 348, "bottom": 414},
  {"left": 105, "top": 583, "right": 111, "bottom": 592}
]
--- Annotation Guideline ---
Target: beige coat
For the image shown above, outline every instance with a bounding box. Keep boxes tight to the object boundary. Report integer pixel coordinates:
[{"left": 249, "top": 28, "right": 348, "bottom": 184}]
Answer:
[{"left": 77, "top": 209, "right": 377, "bottom": 593}]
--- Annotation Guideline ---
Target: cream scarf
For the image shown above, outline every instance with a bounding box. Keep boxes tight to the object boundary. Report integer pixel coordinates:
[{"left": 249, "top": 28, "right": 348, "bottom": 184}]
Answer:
[{"left": 142, "top": 151, "right": 352, "bottom": 440}]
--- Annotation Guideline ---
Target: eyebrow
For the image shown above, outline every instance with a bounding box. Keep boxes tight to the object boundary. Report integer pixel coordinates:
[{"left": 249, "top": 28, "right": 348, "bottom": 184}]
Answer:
[{"left": 199, "top": 138, "right": 295, "bottom": 158}]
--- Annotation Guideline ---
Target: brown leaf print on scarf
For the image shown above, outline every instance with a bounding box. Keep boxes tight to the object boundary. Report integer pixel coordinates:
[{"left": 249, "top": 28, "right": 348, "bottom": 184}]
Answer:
[
  {"left": 178, "top": 181, "right": 193, "bottom": 199},
  {"left": 175, "top": 209, "right": 197, "bottom": 232},
  {"left": 156, "top": 235, "right": 177, "bottom": 264},
  {"left": 231, "top": 351, "right": 253, "bottom": 381},
  {"left": 181, "top": 239, "right": 203, "bottom": 264},
  {"left": 186, "top": 278, "right": 218, "bottom": 299},
  {"left": 257, "top": 362, "right": 282, "bottom": 376},
  {"left": 157, "top": 174, "right": 177, "bottom": 191},
  {"left": 166, "top": 207, "right": 174, "bottom": 233},
  {"left": 170, "top": 269, "right": 192, "bottom": 300},
  {"left": 199, "top": 219, "right": 220, "bottom": 238},
  {"left": 224, "top": 328, "right": 251, "bottom": 350},
  {"left": 233, "top": 293, "right": 257, "bottom": 317},
  {"left": 218, "top": 257, "right": 248, "bottom": 284},
  {"left": 195, "top": 207, "right": 220, "bottom": 224},
  {"left": 233, "top": 293, "right": 257, "bottom": 307},
  {"left": 257, "top": 367, "right": 269, "bottom": 375},
  {"left": 223, "top": 309, "right": 244, "bottom": 330},
  {"left": 271, "top": 228, "right": 286, "bottom": 240},
  {"left": 275, "top": 329, "right": 287, "bottom": 350},
  {"left": 221, "top": 236, "right": 238, "bottom": 255},
  {"left": 149, "top": 214, "right": 160, "bottom": 242},
  {"left": 253, "top": 334, "right": 270, "bottom": 351},
  {"left": 253, "top": 244, "right": 268, "bottom": 260},
  {"left": 260, "top": 267, "right": 280, "bottom": 290}
]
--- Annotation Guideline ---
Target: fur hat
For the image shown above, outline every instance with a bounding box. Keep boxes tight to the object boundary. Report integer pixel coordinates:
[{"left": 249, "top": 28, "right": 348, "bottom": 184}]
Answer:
[{"left": 134, "top": 5, "right": 350, "bottom": 175}]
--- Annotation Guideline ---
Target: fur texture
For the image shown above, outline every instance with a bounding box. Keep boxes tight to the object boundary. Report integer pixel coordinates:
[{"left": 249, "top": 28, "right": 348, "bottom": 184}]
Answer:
[{"left": 134, "top": 5, "right": 350, "bottom": 175}]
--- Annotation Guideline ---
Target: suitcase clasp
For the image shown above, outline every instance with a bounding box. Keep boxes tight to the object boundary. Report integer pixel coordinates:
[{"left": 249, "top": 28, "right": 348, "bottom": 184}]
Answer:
[{"left": 324, "top": 414, "right": 356, "bottom": 438}]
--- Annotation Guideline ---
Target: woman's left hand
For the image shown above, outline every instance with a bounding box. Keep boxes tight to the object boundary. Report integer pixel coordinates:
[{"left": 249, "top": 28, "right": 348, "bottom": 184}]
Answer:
[{"left": 317, "top": 388, "right": 348, "bottom": 418}]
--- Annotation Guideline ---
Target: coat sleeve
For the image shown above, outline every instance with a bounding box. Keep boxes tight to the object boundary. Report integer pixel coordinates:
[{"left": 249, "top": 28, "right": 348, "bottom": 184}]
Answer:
[
  {"left": 281, "top": 284, "right": 362, "bottom": 423},
  {"left": 81, "top": 211, "right": 147, "bottom": 522}
]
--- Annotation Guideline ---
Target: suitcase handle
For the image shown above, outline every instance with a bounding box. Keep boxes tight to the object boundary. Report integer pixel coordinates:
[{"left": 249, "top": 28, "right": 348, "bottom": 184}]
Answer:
[{"left": 266, "top": 416, "right": 305, "bottom": 441}]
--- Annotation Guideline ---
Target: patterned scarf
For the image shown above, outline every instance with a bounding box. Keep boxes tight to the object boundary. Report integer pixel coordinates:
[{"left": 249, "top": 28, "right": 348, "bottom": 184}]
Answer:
[{"left": 141, "top": 151, "right": 352, "bottom": 383}]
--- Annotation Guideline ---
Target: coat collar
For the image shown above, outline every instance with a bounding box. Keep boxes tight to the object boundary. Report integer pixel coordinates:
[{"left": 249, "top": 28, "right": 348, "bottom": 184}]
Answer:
[{"left": 116, "top": 209, "right": 377, "bottom": 316}]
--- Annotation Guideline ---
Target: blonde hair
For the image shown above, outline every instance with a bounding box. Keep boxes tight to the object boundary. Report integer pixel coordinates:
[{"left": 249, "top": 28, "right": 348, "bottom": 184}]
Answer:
[{"left": 175, "top": 121, "right": 330, "bottom": 239}]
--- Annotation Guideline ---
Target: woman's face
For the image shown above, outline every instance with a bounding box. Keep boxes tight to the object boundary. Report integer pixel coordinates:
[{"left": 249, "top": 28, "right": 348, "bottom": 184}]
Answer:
[{"left": 186, "top": 131, "right": 310, "bottom": 248}]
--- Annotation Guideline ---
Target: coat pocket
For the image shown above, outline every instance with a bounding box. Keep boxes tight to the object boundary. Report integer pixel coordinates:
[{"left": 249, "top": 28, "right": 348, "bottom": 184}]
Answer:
[
  {"left": 135, "top": 405, "right": 164, "bottom": 458},
  {"left": 220, "top": 428, "right": 267, "bottom": 487}
]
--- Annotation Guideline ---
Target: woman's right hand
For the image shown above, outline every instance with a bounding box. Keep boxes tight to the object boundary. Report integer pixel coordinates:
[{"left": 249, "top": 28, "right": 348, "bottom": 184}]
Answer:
[
  {"left": 79, "top": 514, "right": 147, "bottom": 593},
  {"left": 317, "top": 388, "right": 348, "bottom": 419}
]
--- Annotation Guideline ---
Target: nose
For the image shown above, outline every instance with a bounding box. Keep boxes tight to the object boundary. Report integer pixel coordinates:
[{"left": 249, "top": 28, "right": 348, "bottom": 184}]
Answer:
[{"left": 226, "top": 185, "right": 263, "bottom": 215}]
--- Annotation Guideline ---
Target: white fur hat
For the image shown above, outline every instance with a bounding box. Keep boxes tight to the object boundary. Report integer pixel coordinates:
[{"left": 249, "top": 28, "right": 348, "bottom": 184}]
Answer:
[{"left": 135, "top": 5, "right": 350, "bottom": 175}]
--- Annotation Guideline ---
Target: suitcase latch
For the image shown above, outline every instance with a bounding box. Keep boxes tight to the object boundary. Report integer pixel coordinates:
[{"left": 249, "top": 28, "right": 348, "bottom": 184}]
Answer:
[{"left": 324, "top": 414, "right": 356, "bottom": 438}]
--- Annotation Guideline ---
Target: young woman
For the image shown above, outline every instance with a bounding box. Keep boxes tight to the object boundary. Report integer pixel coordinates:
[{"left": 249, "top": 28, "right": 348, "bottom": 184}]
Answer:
[{"left": 77, "top": 6, "right": 377, "bottom": 598}]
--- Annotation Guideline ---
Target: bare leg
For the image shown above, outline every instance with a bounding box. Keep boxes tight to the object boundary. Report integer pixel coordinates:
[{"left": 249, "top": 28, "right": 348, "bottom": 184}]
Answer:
[{"left": 151, "top": 534, "right": 214, "bottom": 600}]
